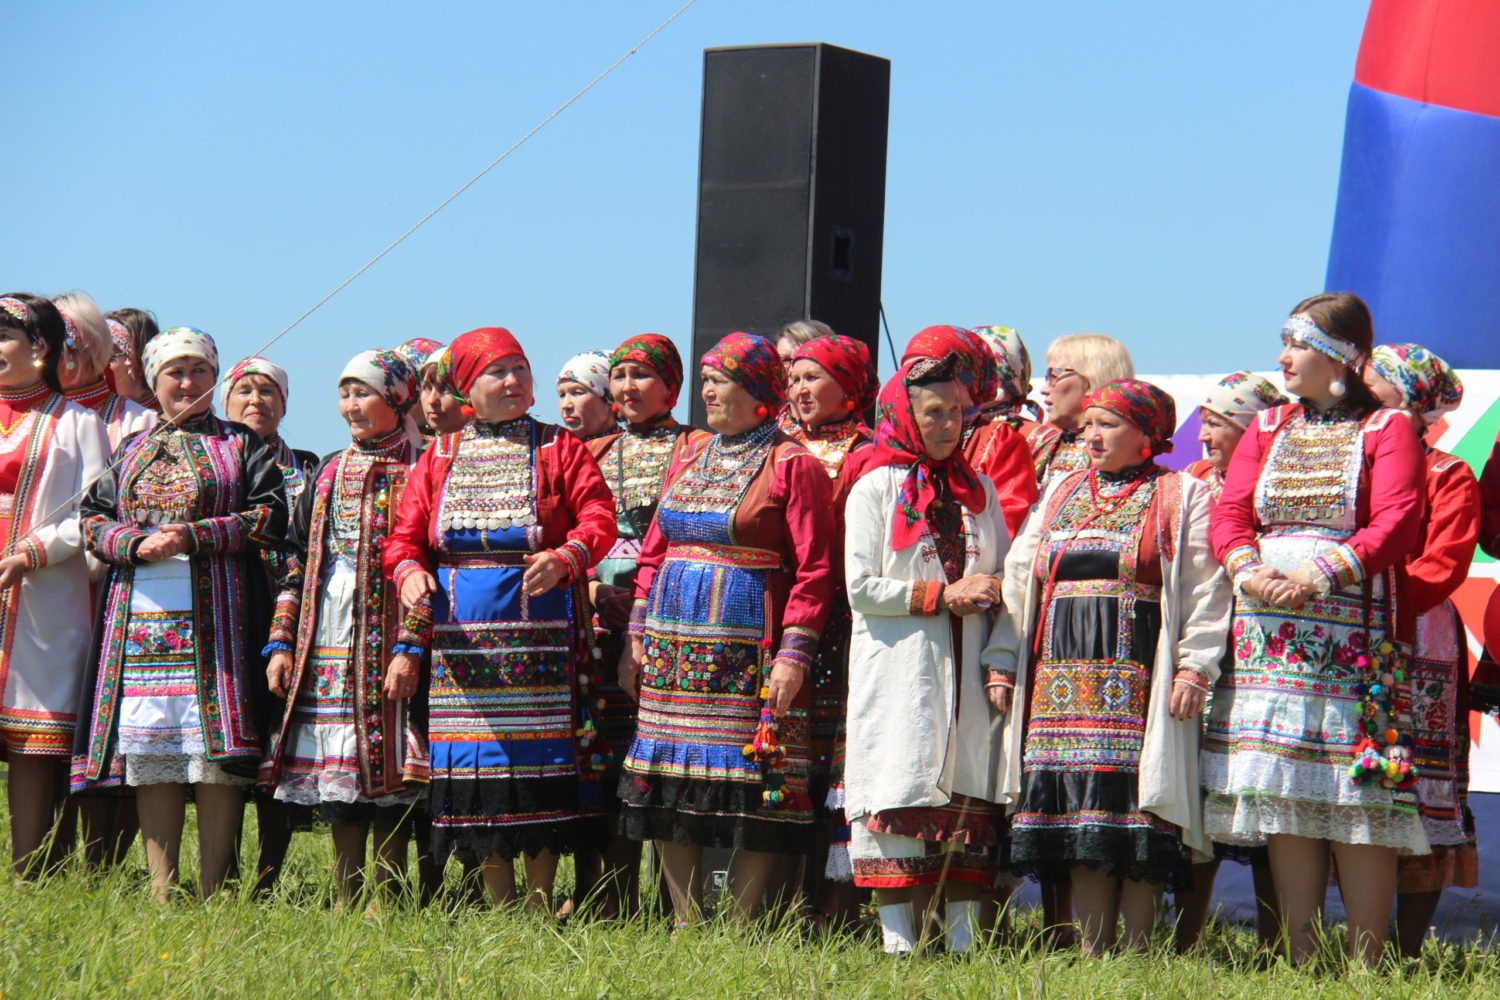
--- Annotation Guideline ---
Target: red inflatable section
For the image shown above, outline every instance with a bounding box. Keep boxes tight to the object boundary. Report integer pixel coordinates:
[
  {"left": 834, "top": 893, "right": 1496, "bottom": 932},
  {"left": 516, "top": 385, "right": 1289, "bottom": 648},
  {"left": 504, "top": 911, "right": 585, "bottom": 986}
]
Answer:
[{"left": 1354, "top": 0, "right": 1500, "bottom": 117}]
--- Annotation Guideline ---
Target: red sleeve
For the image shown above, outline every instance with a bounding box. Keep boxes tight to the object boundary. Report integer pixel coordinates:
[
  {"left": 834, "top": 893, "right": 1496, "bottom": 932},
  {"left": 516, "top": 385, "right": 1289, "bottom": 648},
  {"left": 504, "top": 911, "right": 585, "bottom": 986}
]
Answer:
[
  {"left": 1406, "top": 458, "right": 1480, "bottom": 615},
  {"left": 1480, "top": 434, "right": 1500, "bottom": 558},
  {"left": 1330, "top": 412, "right": 1427, "bottom": 586},
  {"left": 1209, "top": 412, "right": 1272, "bottom": 577},
  {"left": 542, "top": 427, "right": 618, "bottom": 585},
  {"left": 770, "top": 446, "right": 835, "bottom": 663},
  {"left": 383, "top": 440, "right": 440, "bottom": 589},
  {"left": 977, "top": 422, "right": 1039, "bottom": 538}
]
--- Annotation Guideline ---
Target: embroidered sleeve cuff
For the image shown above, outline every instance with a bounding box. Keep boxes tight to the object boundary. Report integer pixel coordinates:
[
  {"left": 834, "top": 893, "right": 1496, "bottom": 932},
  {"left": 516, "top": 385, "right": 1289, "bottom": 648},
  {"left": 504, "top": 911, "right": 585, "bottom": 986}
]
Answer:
[
  {"left": 185, "top": 515, "right": 250, "bottom": 555},
  {"left": 392, "top": 558, "right": 428, "bottom": 591},
  {"left": 908, "top": 580, "right": 943, "bottom": 617},
  {"left": 86, "top": 517, "right": 150, "bottom": 566},
  {"left": 396, "top": 596, "right": 433, "bottom": 652},
  {"left": 267, "top": 590, "right": 300, "bottom": 647},
  {"left": 1311, "top": 543, "right": 1364, "bottom": 594},
  {"left": 553, "top": 538, "right": 591, "bottom": 586},
  {"left": 775, "top": 625, "right": 819, "bottom": 667},
  {"left": 17, "top": 534, "right": 46, "bottom": 571},
  {"left": 628, "top": 598, "right": 649, "bottom": 635},
  {"left": 985, "top": 669, "right": 1016, "bottom": 690},
  {"left": 1173, "top": 668, "right": 1211, "bottom": 694}
]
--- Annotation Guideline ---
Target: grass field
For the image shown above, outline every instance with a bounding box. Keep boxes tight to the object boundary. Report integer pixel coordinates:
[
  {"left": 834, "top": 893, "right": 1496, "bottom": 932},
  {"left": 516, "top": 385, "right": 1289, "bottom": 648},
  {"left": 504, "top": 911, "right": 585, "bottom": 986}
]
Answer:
[{"left": 2, "top": 799, "right": 1499, "bottom": 999}]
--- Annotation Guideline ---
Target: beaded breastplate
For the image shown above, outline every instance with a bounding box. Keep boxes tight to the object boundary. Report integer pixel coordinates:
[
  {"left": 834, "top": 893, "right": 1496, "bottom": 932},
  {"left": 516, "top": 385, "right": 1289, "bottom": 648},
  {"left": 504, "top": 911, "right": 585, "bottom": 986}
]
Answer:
[
  {"left": 1038, "top": 468, "right": 1158, "bottom": 572},
  {"left": 437, "top": 418, "right": 536, "bottom": 532},
  {"left": 124, "top": 431, "right": 201, "bottom": 527},
  {"left": 659, "top": 421, "right": 776, "bottom": 516},
  {"left": 611, "top": 421, "right": 680, "bottom": 514},
  {"left": 1254, "top": 407, "right": 1364, "bottom": 529},
  {"left": 781, "top": 411, "right": 865, "bottom": 480}
]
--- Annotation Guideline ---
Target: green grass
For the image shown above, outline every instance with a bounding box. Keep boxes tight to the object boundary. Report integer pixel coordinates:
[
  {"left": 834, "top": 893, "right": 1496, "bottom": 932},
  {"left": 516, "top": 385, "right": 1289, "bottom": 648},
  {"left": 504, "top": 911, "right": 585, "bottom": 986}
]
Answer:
[{"left": 2, "top": 800, "right": 1499, "bottom": 999}]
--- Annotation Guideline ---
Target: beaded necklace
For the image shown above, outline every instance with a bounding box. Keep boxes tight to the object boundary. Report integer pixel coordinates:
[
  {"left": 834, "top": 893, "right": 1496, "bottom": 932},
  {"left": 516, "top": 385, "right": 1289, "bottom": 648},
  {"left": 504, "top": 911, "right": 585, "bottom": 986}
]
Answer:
[{"left": 660, "top": 419, "right": 776, "bottom": 515}]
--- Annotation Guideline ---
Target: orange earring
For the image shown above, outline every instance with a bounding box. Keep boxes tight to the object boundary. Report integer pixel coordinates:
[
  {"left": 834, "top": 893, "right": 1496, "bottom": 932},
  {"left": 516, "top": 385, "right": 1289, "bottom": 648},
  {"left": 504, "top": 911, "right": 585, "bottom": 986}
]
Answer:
[
  {"left": 754, "top": 404, "right": 771, "bottom": 419},
  {"left": 1139, "top": 445, "right": 1153, "bottom": 460}
]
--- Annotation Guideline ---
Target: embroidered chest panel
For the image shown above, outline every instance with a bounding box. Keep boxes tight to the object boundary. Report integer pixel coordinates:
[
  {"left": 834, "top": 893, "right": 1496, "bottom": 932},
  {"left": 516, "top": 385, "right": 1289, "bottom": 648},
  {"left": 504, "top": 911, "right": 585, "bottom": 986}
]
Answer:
[
  {"left": 436, "top": 419, "right": 536, "bottom": 532},
  {"left": 1038, "top": 473, "right": 1158, "bottom": 573},
  {"left": 121, "top": 431, "right": 219, "bottom": 527},
  {"left": 1255, "top": 412, "right": 1364, "bottom": 527},
  {"left": 659, "top": 423, "right": 776, "bottom": 516},
  {"left": 610, "top": 424, "right": 680, "bottom": 513}
]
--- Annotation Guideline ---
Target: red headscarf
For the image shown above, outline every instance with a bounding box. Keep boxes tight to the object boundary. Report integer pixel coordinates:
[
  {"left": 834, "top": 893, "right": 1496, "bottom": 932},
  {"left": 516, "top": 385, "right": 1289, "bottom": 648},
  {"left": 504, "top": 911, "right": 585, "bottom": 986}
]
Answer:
[
  {"left": 701, "top": 331, "right": 786, "bottom": 405},
  {"left": 901, "top": 325, "right": 999, "bottom": 407},
  {"left": 1085, "top": 378, "right": 1177, "bottom": 455},
  {"left": 609, "top": 333, "right": 684, "bottom": 407},
  {"left": 791, "top": 334, "right": 877, "bottom": 413},
  {"left": 448, "top": 327, "right": 527, "bottom": 398},
  {"left": 868, "top": 360, "right": 988, "bottom": 551}
]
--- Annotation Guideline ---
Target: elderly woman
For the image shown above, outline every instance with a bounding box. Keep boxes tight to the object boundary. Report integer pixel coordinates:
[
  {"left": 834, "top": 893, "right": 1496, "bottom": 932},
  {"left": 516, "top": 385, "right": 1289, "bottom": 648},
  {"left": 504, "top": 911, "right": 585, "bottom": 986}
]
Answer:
[
  {"left": 1363, "top": 343, "right": 1479, "bottom": 957},
  {"left": 1171, "top": 369, "right": 1288, "bottom": 953},
  {"left": 566, "top": 333, "right": 704, "bottom": 919},
  {"left": 53, "top": 292, "right": 156, "bottom": 447},
  {"left": 260, "top": 349, "right": 430, "bottom": 905},
  {"left": 903, "top": 326, "right": 1037, "bottom": 537},
  {"left": 220, "top": 358, "right": 319, "bottom": 511},
  {"left": 842, "top": 356, "right": 1024, "bottom": 954},
  {"left": 995, "top": 379, "right": 1230, "bottom": 955},
  {"left": 0, "top": 295, "right": 112, "bottom": 875},
  {"left": 775, "top": 319, "right": 835, "bottom": 369},
  {"left": 384, "top": 327, "right": 615, "bottom": 912},
  {"left": 970, "top": 325, "right": 1044, "bottom": 437},
  {"left": 71, "top": 327, "right": 288, "bottom": 901},
  {"left": 557, "top": 351, "right": 617, "bottom": 442},
  {"left": 617, "top": 332, "right": 834, "bottom": 923},
  {"left": 778, "top": 333, "right": 877, "bottom": 921},
  {"left": 105, "top": 307, "right": 159, "bottom": 409},
  {"left": 1032, "top": 334, "right": 1135, "bottom": 489},
  {"left": 1203, "top": 293, "right": 1428, "bottom": 965}
]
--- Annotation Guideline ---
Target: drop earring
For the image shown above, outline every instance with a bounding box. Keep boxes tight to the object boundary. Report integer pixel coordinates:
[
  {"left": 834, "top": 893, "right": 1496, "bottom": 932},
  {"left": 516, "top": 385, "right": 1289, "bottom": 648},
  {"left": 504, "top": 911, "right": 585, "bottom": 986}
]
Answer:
[{"left": 1329, "top": 377, "right": 1346, "bottom": 398}]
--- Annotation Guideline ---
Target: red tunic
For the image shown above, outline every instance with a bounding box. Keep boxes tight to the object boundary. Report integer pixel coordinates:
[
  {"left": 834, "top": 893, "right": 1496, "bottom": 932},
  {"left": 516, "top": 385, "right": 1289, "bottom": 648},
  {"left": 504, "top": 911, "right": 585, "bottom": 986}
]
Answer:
[
  {"left": 383, "top": 419, "right": 617, "bottom": 587},
  {"left": 962, "top": 417, "right": 1039, "bottom": 537},
  {"left": 1479, "top": 432, "right": 1500, "bottom": 558},
  {"left": 1408, "top": 450, "right": 1481, "bottom": 616}
]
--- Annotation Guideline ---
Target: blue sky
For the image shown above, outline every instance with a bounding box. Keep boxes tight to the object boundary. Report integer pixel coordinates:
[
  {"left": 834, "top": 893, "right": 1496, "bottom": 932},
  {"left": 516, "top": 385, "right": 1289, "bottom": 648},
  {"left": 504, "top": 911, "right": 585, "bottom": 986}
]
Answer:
[{"left": 2, "top": 1, "right": 1370, "bottom": 453}]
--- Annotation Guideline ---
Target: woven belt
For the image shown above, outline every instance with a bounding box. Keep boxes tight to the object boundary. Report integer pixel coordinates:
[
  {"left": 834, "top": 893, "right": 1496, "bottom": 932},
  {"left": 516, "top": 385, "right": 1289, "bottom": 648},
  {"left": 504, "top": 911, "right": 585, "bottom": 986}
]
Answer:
[
  {"left": 664, "top": 542, "right": 782, "bottom": 570},
  {"left": 437, "top": 551, "right": 530, "bottom": 569}
]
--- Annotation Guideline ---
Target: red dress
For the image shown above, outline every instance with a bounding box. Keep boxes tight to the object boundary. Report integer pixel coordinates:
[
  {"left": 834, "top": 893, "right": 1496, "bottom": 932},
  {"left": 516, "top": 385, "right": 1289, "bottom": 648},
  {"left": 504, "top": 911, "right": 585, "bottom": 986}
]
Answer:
[
  {"left": 963, "top": 417, "right": 1038, "bottom": 538},
  {"left": 1398, "top": 448, "right": 1481, "bottom": 892}
]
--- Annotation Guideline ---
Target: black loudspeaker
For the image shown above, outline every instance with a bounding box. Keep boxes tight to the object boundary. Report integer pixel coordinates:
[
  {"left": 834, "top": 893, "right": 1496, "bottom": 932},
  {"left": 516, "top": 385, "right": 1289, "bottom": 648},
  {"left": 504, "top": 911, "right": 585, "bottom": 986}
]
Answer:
[{"left": 688, "top": 43, "right": 891, "bottom": 427}]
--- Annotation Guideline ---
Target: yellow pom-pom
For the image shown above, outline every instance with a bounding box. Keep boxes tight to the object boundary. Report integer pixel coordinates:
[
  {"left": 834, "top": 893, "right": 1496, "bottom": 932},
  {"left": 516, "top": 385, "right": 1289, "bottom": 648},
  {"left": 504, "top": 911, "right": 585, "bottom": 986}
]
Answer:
[
  {"left": 742, "top": 744, "right": 756, "bottom": 758},
  {"left": 759, "top": 686, "right": 771, "bottom": 700}
]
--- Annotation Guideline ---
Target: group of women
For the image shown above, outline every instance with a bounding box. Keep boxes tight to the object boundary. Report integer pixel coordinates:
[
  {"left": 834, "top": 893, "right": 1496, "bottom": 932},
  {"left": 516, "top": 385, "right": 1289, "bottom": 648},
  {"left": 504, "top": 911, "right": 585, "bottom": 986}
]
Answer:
[{"left": 0, "top": 287, "right": 1494, "bottom": 965}]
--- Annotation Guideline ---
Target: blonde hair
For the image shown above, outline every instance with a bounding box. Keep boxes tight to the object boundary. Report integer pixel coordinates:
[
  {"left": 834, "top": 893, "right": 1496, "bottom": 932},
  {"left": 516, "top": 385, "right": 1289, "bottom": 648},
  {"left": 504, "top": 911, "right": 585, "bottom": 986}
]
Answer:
[
  {"left": 1046, "top": 333, "right": 1134, "bottom": 392},
  {"left": 777, "top": 319, "right": 835, "bottom": 347},
  {"left": 52, "top": 291, "right": 112, "bottom": 372}
]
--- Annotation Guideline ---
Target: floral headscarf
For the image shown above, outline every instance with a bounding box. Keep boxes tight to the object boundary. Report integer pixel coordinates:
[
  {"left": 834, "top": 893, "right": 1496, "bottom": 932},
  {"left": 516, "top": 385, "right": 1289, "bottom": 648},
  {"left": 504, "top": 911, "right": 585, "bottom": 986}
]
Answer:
[
  {"left": 448, "top": 327, "right": 527, "bottom": 399},
  {"left": 609, "top": 333, "right": 684, "bottom": 407},
  {"left": 791, "top": 334, "right": 877, "bottom": 413},
  {"left": 143, "top": 327, "right": 218, "bottom": 388},
  {"left": 970, "top": 325, "right": 1034, "bottom": 410},
  {"left": 1201, "top": 370, "right": 1288, "bottom": 430},
  {"left": 393, "top": 338, "right": 444, "bottom": 380},
  {"left": 218, "top": 356, "right": 290, "bottom": 413},
  {"left": 1368, "top": 343, "right": 1464, "bottom": 424},
  {"left": 868, "top": 360, "right": 988, "bottom": 551},
  {"left": 339, "top": 348, "right": 421, "bottom": 446},
  {"left": 557, "top": 351, "right": 613, "bottom": 401},
  {"left": 1085, "top": 378, "right": 1177, "bottom": 456},
  {"left": 902, "top": 325, "right": 999, "bottom": 408},
  {"left": 701, "top": 332, "right": 785, "bottom": 406}
]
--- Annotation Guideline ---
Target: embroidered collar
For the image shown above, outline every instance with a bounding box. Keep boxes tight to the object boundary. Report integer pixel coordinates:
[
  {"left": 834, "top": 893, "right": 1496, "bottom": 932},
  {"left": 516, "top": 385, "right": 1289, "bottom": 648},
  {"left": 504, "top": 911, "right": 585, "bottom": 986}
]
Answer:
[
  {"left": 625, "top": 412, "right": 677, "bottom": 436},
  {"left": 354, "top": 426, "right": 407, "bottom": 454},
  {"left": 64, "top": 378, "right": 112, "bottom": 412},
  {"left": 0, "top": 381, "right": 52, "bottom": 407},
  {"left": 1098, "top": 460, "right": 1155, "bottom": 485},
  {"left": 1298, "top": 398, "right": 1365, "bottom": 424}
]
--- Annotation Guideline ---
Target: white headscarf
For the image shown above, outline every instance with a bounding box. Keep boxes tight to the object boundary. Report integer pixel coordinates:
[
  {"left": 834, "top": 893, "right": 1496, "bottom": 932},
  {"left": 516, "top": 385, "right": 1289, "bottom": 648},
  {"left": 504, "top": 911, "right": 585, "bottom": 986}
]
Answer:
[
  {"left": 557, "top": 350, "right": 612, "bottom": 401},
  {"left": 143, "top": 327, "right": 219, "bottom": 388},
  {"left": 339, "top": 348, "right": 422, "bottom": 448},
  {"left": 217, "top": 356, "right": 290, "bottom": 412}
]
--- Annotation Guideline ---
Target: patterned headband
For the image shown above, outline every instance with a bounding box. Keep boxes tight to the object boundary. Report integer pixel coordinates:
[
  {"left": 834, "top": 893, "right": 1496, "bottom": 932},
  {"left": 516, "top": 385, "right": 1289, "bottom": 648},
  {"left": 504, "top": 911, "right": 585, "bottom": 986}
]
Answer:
[
  {"left": 0, "top": 297, "right": 30, "bottom": 325},
  {"left": 1282, "top": 314, "right": 1362, "bottom": 367},
  {"left": 60, "top": 313, "right": 80, "bottom": 351}
]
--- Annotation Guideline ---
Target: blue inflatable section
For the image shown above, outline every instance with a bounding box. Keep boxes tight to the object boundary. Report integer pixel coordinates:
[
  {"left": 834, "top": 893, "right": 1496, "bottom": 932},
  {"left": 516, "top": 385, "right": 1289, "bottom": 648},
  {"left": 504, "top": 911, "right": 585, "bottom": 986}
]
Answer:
[{"left": 1325, "top": 82, "right": 1500, "bottom": 368}]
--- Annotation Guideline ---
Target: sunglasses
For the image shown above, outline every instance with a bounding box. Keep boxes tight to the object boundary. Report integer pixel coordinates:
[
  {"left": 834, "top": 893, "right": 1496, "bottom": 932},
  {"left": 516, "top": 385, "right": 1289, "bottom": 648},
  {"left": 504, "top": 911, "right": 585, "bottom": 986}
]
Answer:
[{"left": 1044, "top": 367, "right": 1081, "bottom": 386}]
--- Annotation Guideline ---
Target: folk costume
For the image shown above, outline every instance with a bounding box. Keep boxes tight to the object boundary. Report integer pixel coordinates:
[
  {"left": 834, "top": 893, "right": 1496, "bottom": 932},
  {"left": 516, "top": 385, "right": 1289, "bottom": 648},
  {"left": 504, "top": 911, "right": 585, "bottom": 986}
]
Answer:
[
  {"left": 584, "top": 334, "right": 705, "bottom": 807},
  {"left": 1368, "top": 345, "right": 1479, "bottom": 891},
  {"left": 1187, "top": 371, "right": 1290, "bottom": 502},
  {"left": 0, "top": 296, "right": 115, "bottom": 756},
  {"left": 842, "top": 360, "right": 1023, "bottom": 892},
  {"left": 71, "top": 329, "right": 289, "bottom": 789},
  {"left": 63, "top": 377, "right": 155, "bottom": 450},
  {"left": 903, "top": 326, "right": 1037, "bottom": 537},
  {"left": 618, "top": 332, "right": 835, "bottom": 853},
  {"left": 259, "top": 351, "right": 431, "bottom": 824},
  {"left": 997, "top": 380, "right": 1230, "bottom": 888},
  {"left": 1202, "top": 323, "right": 1429, "bottom": 853},
  {"left": 778, "top": 333, "right": 877, "bottom": 811},
  {"left": 383, "top": 327, "right": 616, "bottom": 860}
]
